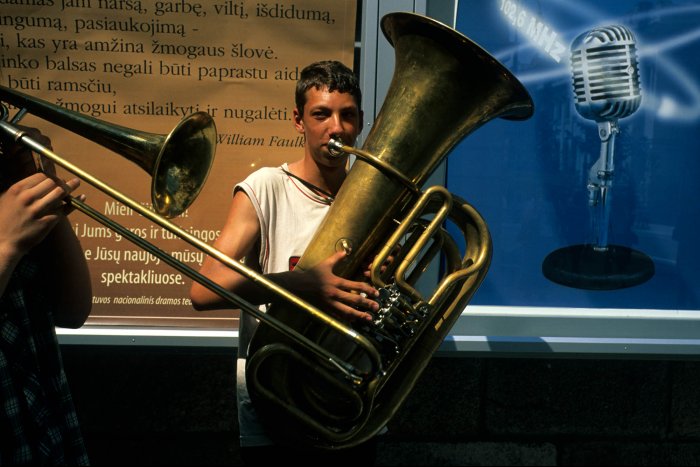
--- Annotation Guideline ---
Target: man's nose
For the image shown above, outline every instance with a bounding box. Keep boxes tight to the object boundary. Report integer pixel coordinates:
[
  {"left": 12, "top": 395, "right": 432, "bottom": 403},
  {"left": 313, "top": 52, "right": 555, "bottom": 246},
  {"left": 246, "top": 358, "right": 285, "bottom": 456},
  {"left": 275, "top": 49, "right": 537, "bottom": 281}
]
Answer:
[{"left": 328, "top": 113, "right": 344, "bottom": 134}]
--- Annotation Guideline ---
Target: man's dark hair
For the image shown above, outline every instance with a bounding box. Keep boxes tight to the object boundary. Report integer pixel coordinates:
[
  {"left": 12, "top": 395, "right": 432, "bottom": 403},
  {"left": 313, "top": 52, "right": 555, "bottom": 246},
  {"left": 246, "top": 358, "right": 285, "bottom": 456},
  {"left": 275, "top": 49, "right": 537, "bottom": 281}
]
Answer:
[{"left": 295, "top": 60, "right": 362, "bottom": 116}]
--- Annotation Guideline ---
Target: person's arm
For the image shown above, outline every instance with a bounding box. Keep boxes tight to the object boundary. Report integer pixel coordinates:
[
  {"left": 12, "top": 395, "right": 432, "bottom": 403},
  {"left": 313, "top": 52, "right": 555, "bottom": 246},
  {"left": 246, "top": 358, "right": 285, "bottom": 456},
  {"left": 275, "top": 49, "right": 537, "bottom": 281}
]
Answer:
[
  {"left": 0, "top": 174, "right": 91, "bottom": 329},
  {"left": 190, "top": 189, "right": 378, "bottom": 321},
  {"left": 189, "top": 188, "right": 263, "bottom": 309},
  {"left": 0, "top": 172, "right": 79, "bottom": 290},
  {"left": 34, "top": 214, "right": 92, "bottom": 329},
  {"left": 0, "top": 129, "right": 91, "bottom": 328}
]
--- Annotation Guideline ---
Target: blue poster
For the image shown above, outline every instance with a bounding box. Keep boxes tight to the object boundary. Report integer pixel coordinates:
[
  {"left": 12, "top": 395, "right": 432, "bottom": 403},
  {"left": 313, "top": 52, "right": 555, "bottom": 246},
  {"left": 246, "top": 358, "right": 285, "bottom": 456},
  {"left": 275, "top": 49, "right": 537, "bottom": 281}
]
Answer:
[{"left": 449, "top": 0, "right": 700, "bottom": 309}]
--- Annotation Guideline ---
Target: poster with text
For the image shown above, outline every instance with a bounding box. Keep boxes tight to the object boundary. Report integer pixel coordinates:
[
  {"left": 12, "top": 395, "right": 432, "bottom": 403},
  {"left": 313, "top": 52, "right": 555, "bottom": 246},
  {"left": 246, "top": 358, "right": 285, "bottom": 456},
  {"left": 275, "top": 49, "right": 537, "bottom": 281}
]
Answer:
[
  {"left": 0, "top": 0, "right": 358, "bottom": 327},
  {"left": 449, "top": 0, "right": 700, "bottom": 310}
]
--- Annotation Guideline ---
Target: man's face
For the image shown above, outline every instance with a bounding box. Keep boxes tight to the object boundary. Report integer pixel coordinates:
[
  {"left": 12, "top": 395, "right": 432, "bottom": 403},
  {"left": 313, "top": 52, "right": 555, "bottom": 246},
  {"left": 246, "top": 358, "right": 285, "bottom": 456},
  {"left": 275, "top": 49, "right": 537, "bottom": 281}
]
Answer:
[{"left": 294, "top": 86, "right": 362, "bottom": 168}]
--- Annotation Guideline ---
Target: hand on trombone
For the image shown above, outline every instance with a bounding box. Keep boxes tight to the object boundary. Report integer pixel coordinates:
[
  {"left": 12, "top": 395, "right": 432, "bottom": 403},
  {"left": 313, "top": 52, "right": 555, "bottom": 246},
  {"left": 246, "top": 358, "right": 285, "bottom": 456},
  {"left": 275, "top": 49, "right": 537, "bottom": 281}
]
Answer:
[
  {"left": 0, "top": 126, "right": 85, "bottom": 259},
  {"left": 0, "top": 125, "right": 91, "bottom": 327}
]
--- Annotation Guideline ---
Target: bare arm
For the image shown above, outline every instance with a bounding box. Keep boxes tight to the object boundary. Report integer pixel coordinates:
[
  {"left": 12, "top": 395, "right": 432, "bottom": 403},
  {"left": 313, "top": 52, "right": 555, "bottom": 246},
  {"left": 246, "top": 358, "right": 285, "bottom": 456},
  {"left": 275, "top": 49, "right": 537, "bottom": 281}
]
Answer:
[
  {"left": 0, "top": 172, "right": 91, "bottom": 326},
  {"left": 35, "top": 214, "right": 92, "bottom": 329},
  {"left": 0, "top": 129, "right": 91, "bottom": 328},
  {"left": 190, "top": 189, "right": 378, "bottom": 322},
  {"left": 189, "top": 189, "right": 264, "bottom": 309}
]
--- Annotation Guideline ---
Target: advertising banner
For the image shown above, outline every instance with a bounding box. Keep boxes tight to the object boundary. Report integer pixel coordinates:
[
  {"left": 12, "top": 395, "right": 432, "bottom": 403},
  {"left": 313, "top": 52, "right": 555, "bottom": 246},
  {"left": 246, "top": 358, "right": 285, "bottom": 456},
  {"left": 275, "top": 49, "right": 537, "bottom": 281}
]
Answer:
[
  {"left": 0, "top": 0, "right": 358, "bottom": 327},
  {"left": 451, "top": 1, "right": 700, "bottom": 310}
]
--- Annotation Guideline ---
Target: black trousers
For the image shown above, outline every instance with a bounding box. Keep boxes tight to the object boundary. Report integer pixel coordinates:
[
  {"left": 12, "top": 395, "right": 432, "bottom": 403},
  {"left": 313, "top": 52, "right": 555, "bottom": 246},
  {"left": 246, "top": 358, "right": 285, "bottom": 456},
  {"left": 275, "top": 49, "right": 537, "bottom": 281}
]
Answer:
[{"left": 240, "top": 437, "right": 377, "bottom": 466}]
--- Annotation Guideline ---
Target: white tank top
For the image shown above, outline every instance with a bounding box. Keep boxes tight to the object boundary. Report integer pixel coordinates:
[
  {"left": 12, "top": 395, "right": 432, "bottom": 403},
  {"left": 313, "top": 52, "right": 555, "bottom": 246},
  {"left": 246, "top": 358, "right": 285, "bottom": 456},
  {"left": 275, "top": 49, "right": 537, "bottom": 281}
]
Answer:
[
  {"left": 238, "top": 163, "right": 332, "bottom": 276},
  {"left": 234, "top": 163, "right": 332, "bottom": 446}
]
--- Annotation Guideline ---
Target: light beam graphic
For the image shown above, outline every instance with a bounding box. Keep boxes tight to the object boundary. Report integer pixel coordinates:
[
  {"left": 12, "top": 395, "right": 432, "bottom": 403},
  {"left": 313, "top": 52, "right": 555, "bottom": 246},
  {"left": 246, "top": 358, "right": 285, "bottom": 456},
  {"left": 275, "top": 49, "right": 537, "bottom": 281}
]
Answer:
[{"left": 497, "top": 1, "right": 700, "bottom": 124}]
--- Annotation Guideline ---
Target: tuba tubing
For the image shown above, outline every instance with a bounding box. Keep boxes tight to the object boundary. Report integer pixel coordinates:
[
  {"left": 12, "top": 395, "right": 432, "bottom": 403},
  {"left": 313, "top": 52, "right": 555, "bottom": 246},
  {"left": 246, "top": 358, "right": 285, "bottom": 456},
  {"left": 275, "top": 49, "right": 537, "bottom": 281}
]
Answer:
[{"left": 245, "top": 12, "right": 534, "bottom": 449}]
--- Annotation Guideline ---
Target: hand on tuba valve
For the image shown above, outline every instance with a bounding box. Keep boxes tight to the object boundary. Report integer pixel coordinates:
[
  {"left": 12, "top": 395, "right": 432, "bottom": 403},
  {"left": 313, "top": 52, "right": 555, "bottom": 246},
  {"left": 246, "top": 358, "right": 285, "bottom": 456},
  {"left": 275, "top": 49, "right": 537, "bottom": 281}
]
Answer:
[{"left": 282, "top": 249, "right": 380, "bottom": 323}]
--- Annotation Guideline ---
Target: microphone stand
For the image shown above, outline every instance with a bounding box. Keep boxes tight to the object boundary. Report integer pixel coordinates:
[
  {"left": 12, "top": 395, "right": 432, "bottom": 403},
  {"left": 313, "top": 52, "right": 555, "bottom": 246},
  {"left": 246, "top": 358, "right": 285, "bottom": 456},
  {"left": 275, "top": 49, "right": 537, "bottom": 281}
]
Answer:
[
  {"left": 542, "top": 23, "right": 654, "bottom": 290},
  {"left": 588, "top": 120, "right": 617, "bottom": 251},
  {"left": 542, "top": 119, "right": 654, "bottom": 290}
]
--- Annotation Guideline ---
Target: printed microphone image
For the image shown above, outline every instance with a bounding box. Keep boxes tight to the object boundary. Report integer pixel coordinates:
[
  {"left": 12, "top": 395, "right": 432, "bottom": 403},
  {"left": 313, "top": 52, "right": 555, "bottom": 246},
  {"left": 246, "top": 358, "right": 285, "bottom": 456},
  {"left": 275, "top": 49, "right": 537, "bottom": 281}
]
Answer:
[
  {"left": 542, "top": 24, "right": 655, "bottom": 290},
  {"left": 571, "top": 25, "right": 641, "bottom": 123}
]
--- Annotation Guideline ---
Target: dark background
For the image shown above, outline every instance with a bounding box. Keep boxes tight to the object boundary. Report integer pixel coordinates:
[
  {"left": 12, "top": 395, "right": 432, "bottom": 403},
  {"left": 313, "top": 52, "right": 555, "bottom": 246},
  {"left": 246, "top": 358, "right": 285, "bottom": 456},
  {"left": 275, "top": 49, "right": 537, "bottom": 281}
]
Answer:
[{"left": 63, "top": 346, "right": 700, "bottom": 466}]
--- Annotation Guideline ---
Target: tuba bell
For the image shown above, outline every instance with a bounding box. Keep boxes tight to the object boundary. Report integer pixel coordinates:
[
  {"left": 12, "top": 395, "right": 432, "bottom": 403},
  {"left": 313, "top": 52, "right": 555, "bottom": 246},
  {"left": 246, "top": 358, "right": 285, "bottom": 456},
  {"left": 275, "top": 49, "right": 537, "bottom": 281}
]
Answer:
[{"left": 245, "top": 12, "right": 534, "bottom": 449}]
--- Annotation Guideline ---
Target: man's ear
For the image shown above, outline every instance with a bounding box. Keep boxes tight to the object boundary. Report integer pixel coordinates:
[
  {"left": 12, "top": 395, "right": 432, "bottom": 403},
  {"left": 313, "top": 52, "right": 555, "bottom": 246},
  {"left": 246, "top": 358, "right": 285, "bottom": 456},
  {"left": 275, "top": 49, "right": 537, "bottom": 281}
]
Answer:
[{"left": 293, "top": 107, "right": 304, "bottom": 133}]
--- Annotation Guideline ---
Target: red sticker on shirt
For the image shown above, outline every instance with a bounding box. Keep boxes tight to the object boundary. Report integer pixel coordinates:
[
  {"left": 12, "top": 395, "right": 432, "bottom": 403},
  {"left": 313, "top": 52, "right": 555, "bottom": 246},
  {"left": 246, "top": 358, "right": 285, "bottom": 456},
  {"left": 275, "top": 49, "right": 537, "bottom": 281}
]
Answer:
[{"left": 289, "top": 256, "right": 300, "bottom": 270}]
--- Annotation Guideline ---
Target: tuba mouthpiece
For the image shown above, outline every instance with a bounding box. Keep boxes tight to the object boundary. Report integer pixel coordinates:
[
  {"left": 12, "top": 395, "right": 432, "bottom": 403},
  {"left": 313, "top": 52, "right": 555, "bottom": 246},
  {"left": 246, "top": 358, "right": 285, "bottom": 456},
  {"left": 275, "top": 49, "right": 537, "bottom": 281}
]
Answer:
[{"left": 327, "top": 137, "right": 345, "bottom": 157}]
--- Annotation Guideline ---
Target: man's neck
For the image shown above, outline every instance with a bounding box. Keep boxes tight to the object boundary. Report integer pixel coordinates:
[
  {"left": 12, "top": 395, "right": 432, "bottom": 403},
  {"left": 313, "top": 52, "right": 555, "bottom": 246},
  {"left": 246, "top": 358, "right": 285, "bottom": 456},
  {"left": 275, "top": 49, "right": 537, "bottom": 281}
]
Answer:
[{"left": 288, "top": 158, "right": 347, "bottom": 196}]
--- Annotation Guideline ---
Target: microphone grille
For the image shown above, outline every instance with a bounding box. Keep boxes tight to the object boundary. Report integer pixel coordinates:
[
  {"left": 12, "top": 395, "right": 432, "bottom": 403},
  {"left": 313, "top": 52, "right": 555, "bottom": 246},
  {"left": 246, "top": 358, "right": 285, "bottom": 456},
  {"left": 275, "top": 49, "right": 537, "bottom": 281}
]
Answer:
[{"left": 571, "top": 25, "right": 641, "bottom": 121}]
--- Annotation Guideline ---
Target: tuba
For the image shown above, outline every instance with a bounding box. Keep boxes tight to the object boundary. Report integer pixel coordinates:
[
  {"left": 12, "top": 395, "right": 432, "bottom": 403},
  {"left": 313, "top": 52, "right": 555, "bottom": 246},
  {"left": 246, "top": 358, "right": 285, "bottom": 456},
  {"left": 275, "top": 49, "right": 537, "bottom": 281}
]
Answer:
[{"left": 245, "top": 12, "right": 534, "bottom": 449}]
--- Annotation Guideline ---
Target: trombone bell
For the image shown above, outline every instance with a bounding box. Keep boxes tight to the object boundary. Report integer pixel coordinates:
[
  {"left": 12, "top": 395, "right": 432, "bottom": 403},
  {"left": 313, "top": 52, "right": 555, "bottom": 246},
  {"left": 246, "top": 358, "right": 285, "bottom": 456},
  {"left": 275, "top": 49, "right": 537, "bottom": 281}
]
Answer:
[{"left": 0, "top": 85, "right": 216, "bottom": 218}]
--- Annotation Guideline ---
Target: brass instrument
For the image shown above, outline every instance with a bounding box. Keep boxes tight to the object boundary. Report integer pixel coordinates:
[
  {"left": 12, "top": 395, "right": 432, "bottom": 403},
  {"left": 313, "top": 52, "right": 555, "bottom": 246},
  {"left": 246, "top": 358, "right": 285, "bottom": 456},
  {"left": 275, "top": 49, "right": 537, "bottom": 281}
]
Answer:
[
  {"left": 245, "top": 12, "right": 534, "bottom": 449},
  {"left": 0, "top": 87, "right": 384, "bottom": 386},
  {"left": 0, "top": 9, "right": 534, "bottom": 452},
  {"left": 0, "top": 86, "right": 215, "bottom": 218},
  {"left": 1, "top": 82, "right": 386, "bottom": 379}
]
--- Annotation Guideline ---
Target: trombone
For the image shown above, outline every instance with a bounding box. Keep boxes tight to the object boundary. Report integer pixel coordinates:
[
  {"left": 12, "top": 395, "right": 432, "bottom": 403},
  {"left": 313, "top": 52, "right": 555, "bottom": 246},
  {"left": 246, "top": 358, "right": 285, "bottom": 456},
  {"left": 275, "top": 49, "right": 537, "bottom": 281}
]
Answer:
[{"left": 0, "top": 85, "right": 382, "bottom": 381}]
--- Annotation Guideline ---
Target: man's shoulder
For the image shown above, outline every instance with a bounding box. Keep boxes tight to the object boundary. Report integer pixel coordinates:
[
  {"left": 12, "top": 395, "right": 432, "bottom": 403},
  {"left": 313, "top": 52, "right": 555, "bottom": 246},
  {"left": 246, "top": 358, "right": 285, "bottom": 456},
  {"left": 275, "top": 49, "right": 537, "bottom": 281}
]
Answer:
[
  {"left": 237, "top": 165, "right": 288, "bottom": 193},
  {"left": 254, "top": 164, "right": 287, "bottom": 176},
  {"left": 243, "top": 165, "right": 286, "bottom": 181}
]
